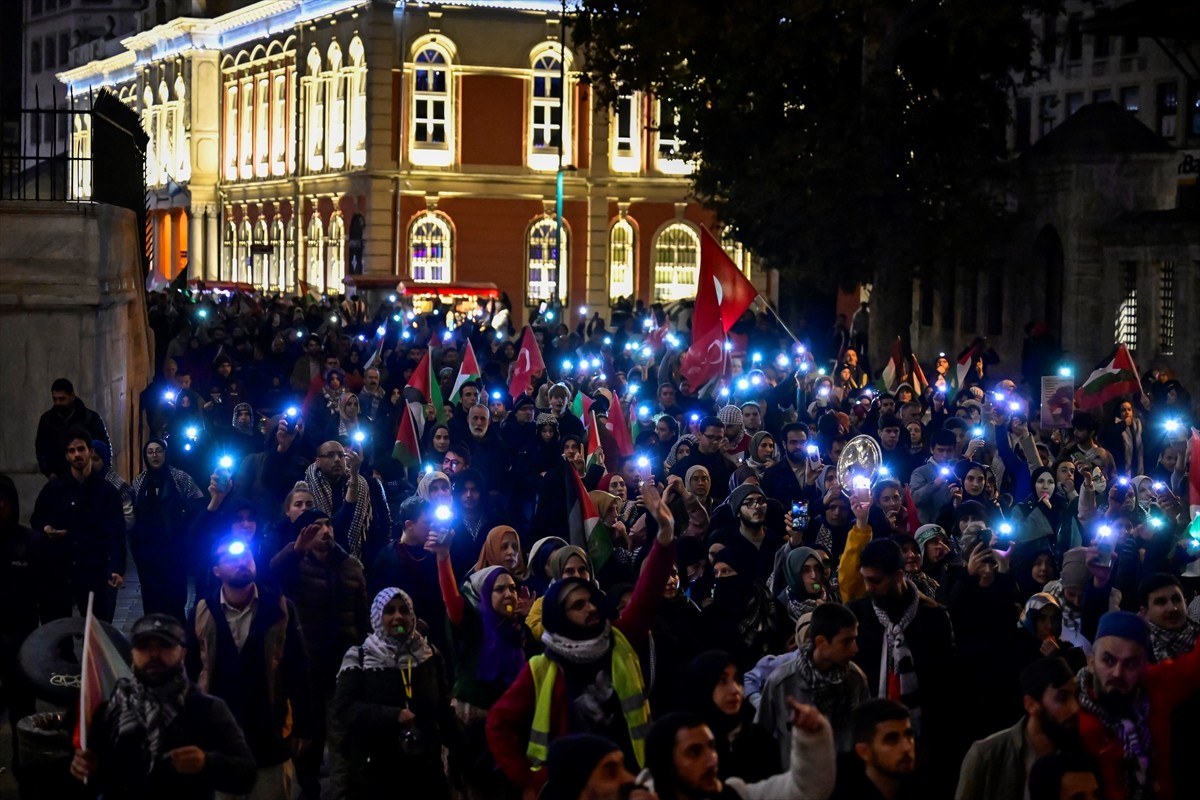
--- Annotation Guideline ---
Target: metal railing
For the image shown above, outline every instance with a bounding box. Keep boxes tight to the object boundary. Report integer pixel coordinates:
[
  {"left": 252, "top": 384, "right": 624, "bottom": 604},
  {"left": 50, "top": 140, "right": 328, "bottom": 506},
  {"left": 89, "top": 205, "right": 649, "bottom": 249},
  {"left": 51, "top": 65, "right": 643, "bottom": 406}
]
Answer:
[{"left": 0, "top": 86, "right": 92, "bottom": 202}]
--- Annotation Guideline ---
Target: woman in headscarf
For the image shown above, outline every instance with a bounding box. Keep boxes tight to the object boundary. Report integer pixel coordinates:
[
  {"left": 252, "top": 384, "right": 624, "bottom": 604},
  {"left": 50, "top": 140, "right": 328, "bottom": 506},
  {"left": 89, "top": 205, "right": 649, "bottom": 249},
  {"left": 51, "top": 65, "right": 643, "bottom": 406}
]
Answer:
[
  {"left": 335, "top": 588, "right": 455, "bottom": 800},
  {"left": 421, "top": 423, "right": 452, "bottom": 466},
  {"left": 663, "top": 435, "right": 698, "bottom": 473},
  {"left": 330, "top": 392, "right": 367, "bottom": 443},
  {"left": 525, "top": 536, "right": 569, "bottom": 596},
  {"left": 685, "top": 464, "right": 714, "bottom": 515},
  {"left": 524, "top": 544, "right": 597, "bottom": 639},
  {"left": 599, "top": 473, "right": 640, "bottom": 528},
  {"left": 777, "top": 547, "right": 830, "bottom": 622},
  {"left": 680, "top": 651, "right": 780, "bottom": 782},
  {"left": 415, "top": 470, "right": 452, "bottom": 504},
  {"left": 130, "top": 438, "right": 205, "bottom": 620},
  {"left": 472, "top": 525, "right": 530, "bottom": 583},
  {"left": 744, "top": 431, "right": 777, "bottom": 477},
  {"left": 700, "top": 548, "right": 789, "bottom": 673},
  {"left": 1010, "top": 466, "right": 1071, "bottom": 551},
  {"left": 1010, "top": 540, "right": 1058, "bottom": 603}
]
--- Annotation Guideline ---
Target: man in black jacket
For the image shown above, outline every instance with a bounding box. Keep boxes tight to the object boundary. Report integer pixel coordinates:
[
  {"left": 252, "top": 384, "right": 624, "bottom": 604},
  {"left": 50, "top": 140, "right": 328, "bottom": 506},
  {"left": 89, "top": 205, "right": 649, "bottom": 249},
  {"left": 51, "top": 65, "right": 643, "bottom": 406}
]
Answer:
[
  {"left": 760, "top": 423, "right": 821, "bottom": 509},
  {"left": 30, "top": 430, "right": 126, "bottom": 622},
  {"left": 71, "top": 613, "right": 258, "bottom": 800},
  {"left": 35, "top": 378, "right": 110, "bottom": 479},
  {"left": 187, "top": 536, "right": 314, "bottom": 799},
  {"left": 0, "top": 473, "right": 39, "bottom": 773},
  {"left": 669, "top": 416, "right": 735, "bottom": 503}
]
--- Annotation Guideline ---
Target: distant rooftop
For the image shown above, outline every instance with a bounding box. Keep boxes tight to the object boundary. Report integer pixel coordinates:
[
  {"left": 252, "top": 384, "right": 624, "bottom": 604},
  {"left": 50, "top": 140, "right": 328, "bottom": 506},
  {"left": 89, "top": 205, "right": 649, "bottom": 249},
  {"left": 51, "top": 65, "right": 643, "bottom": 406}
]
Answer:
[{"left": 1023, "top": 102, "right": 1174, "bottom": 159}]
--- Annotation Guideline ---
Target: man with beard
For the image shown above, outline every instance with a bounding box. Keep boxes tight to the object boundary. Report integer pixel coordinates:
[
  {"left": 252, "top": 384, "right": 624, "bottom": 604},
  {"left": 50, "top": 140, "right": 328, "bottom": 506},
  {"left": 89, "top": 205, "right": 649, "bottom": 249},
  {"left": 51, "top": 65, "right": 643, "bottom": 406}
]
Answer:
[
  {"left": 760, "top": 423, "right": 820, "bottom": 509},
  {"left": 1027, "top": 752, "right": 1102, "bottom": 800},
  {"left": 30, "top": 431, "right": 126, "bottom": 622},
  {"left": 669, "top": 417, "right": 735, "bottom": 503},
  {"left": 956, "top": 656, "right": 1081, "bottom": 800},
  {"left": 304, "top": 439, "right": 377, "bottom": 562},
  {"left": 638, "top": 702, "right": 835, "bottom": 800},
  {"left": 70, "top": 614, "right": 257, "bottom": 799},
  {"left": 831, "top": 699, "right": 918, "bottom": 800},
  {"left": 486, "top": 483, "right": 677, "bottom": 797},
  {"left": 540, "top": 734, "right": 652, "bottom": 800},
  {"left": 35, "top": 378, "right": 110, "bottom": 479},
  {"left": 464, "top": 402, "right": 512, "bottom": 498},
  {"left": 187, "top": 536, "right": 314, "bottom": 800},
  {"left": 709, "top": 485, "right": 784, "bottom": 583},
  {"left": 1077, "top": 610, "right": 1200, "bottom": 800}
]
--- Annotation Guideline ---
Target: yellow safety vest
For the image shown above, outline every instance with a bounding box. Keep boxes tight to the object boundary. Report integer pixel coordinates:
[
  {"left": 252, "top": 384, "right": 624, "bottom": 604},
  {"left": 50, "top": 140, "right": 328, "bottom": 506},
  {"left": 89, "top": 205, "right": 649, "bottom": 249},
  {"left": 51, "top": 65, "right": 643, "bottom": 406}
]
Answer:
[{"left": 526, "top": 627, "right": 650, "bottom": 769}]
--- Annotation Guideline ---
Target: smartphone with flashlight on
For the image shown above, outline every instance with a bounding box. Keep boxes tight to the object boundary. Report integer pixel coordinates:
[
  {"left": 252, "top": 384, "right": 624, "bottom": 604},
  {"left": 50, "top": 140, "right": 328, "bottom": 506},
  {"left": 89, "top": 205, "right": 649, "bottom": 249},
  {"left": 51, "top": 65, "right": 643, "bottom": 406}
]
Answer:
[
  {"left": 433, "top": 504, "right": 455, "bottom": 544},
  {"left": 216, "top": 455, "right": 235, "bottom": 492}
]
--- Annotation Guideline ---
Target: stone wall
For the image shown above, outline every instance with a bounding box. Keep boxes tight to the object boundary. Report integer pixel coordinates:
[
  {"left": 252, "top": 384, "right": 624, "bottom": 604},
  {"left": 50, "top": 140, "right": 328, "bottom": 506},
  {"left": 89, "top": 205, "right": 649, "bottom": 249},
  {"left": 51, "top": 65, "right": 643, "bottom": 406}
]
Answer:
[{"left": 0, "top": 201, "right": 151, "bottom": 521}]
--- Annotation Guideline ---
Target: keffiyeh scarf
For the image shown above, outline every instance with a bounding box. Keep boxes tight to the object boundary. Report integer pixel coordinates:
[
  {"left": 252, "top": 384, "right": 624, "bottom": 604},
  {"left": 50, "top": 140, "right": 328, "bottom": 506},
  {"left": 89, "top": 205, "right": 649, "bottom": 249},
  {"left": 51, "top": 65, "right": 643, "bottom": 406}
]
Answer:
[
  {"left": 1147, "top": 618, "right": 1200, "bottom": 663},
  {"left": 107, "top": 672, "right": 190, "bottom": 772},
  {"left": 795, "top": 641, "right": 849, "bottom": 717},
  {"left": 131, "top": 466, "right": 203, "bottom": 504},
  {"left": 541, "top": 622, "right": 613, "bottom": 665},
  {"left": 1077, "top": 667, "right": 1152, "bottom": 800},
  {"left": 340, "top": 588, "right": 435, "bottom": 674},
  {"left": 305, "top": 461, "right": 371, "bottom": 560},
  {"left": 872, "top": 582, "right": 922, "bottom": 733}
]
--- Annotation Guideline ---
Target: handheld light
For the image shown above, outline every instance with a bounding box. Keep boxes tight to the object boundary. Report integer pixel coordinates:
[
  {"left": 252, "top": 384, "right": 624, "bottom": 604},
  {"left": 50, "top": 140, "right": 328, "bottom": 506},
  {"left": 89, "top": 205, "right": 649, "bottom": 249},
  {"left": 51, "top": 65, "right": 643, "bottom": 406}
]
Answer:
[
  {"left": 818, "top": 386, "right": 830, "bottom": 398},
  {"left": 218, "top": 455, "right": 234, "bottom": 470},
  {"left": 776, "top": 354, "right": 791, "bottom": 369},
  {"left": 878, "top": 465, "right": 891, "bottom": 476},
  {"left": 972, "top": 427, "right": 984, "bottom": 437},
  {"left": 388, "top": 294, "right": 397, "bottom": 303},
  {"left": 164, "top": 390, "right": 176, "bottom": 402},
  {"left": 544, "top": 310, "right": 554, "bottom": 321},
  {"left": 939, "top": 467, "right": 951, "bottom": 477},
  {"left": 297, "top": 330, "right": 304, "bottom": 339},
  {"left": 603, "top": 336, "right": 612, "bottom": 346},
  {"left": 579, "top": 305, "right": 588, "bottom": 315},
  {"left": 353, "top": 431, "right": 366, "bottom": 444},
  {"left": 1058, "top": 366, "right": 1072, "bottom": 378},
  {"left": 434, "top": 505, "right": 453, "bottom": 522},
  {"left": 636, "top": 456, "right": 650, "bottom": 469},
  {"left": 806, "top": 444, "right": 819, "bottom": 456},
  {"left": 492, "top": 391, "right": 502, "bottom": 401},
  {"left": 629, "top": 384, "right": 639, "bottom": 395},
  {"left": 356, "top": 334, "right": 366, "bottom": 343},
  {"left": 737, "top": 378, "right": 750, "bottom": 391},
  {"left": 1098, "top": 524, "right": 1114, "bottom": 539},
  {"left": 495, "top": 330, "right": 504, "bottom": 340},
  {"left": 751, "top": 352, "right": 762, "bottom": 364},
  {"left": 197, "top": 309, "right": 208, "bottom": 319},
  {"left": 638, "top": 405, "right": 650, "bottom": 417},
  {"left": 226, "top": 540, "right": 247, "bottom": 556},
  {"left": 562, "top": 360, "right": 573, "bottom": 371},
  {"left": 1165, "top": 419, "right": 1182, "bottom": 434},
  {"left": 376, "top": 325, "right": 386, "bottom": 337},
  {"left": 285, "top": 406, "right": 299, "bottom": 418},
  {"left": 999, "top": 522, "right": 1014, "bottom": 536},
  {"left": 723, "top": 341, "right": 733, "bottom": 352},
  {"left": 852, "top": 475, "right": 871, "bottom": 490},
  {"left": 1009, "top": 401, "right": 1021, "bottom": 412},
  {"left": 186, "top": 426, "right": 199, "bottom": 439}
]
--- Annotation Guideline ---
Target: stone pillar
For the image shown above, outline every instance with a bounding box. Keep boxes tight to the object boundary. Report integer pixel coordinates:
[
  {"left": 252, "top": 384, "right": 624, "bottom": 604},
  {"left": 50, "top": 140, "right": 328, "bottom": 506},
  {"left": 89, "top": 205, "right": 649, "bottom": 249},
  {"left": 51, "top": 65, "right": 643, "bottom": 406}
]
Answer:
[
  {"left": 205, "top": 204, "right": 220, "bottom": 281},
  {"left": 189, "top": 203, "right": 204, "bottom": 277}
]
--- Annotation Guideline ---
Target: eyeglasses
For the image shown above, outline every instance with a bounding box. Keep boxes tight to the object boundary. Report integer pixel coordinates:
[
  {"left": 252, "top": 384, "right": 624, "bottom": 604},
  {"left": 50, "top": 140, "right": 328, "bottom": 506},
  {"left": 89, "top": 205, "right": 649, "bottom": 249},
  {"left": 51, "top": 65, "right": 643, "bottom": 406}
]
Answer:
[
  {"left": 318, "top": 451, "right": 348, "bottom": 459},
  {"left": 442, "top": 458, "right": 463, "bottom": 467},
  {"left": 145, "top": 448, "right": 165, "bottom": 456},
  {"left": 701, "top": 432, "right": 726, "bottom": 442},
  {"left": 741, "top": 497, "right": 767, "bottom": 509}
]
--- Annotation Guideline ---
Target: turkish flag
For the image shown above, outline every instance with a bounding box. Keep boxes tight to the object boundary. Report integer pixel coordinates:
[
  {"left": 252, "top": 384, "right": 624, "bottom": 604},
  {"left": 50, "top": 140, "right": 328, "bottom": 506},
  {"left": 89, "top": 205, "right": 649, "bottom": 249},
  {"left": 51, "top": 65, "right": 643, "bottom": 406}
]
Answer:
[
  {"left": 701, "top": 227, "right": 757, "bottom": 333},
  {"left": 508, "top": 326, "right": 546, "bottom": 399},
  {"left": 680, "top": 250, "right": 727, "bottom": 390}
]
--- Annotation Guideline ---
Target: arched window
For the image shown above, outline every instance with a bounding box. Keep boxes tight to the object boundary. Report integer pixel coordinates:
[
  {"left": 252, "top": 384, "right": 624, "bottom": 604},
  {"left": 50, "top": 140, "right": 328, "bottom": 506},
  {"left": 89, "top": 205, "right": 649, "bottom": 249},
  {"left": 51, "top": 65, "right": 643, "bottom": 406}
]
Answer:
[
  {"left": 327, "top": 42, "right": 346, "bottom": 170},
  {"left": 252, "top": 217, "right": 268, "bottom": 289},
  {"left": 409, "top": 212, "right": 452, "bottom": 283},
  {"left": 236, "top": 219, "right": 252, "bottom": 284},
  {"left": 608, "top": 218, "right": 634, "bottom": 301},
  {"left": 305, "top": 46, "right": 325, "bottom": 170},
  {"left": 528, "top": 45, "right": 571, "bottom": 170},
  {"left": 255, "top": 75, "right": 270, "bottom": 176},
  {"left": 326, "top": 212, "right": 345, "bottom": 294},
  {"left": 284, "top": 219, "right": 296, "bottom": 293},
  {"left": 720, "top": 227, "right": 752, "bottom": 280},
  {"left": 306, "top": 213, "right": 324, "bottom": 291},
  {"left": 347, "top": 36, "right": 367, "bottom": 167},
  {"left": 652, "top": 223, "right": 700, "bottom": 302},
  {"left": 223, "top": 83, "right": 238, "bottom": 179},
  {"left": 271, "top": 219, "right": 286, "bottom": 292},
  {"left": 527, "top": 217, "right": 565, "bottom": 305},
  {"left": 222, "top": 219, "right": 237, "bottom": 280},
  {"left": 411, "top": 43, "right": 453, "bottom": 167}
]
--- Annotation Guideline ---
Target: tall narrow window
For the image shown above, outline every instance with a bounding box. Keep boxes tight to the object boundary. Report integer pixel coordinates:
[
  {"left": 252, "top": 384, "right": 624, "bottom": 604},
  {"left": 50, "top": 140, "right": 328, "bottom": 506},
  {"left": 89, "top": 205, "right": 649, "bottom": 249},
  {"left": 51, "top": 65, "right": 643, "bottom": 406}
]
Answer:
[
  {"left": 306, "top": 214, "right": 325, "bottom": 291},
  {"left": 409, "top": 212, "right": 452, "bottom": 283},
  {"left": 608, "top": 218, "right": 634, "bottom": 301},
  {"left": 222, "top": 220, "right": 237, "bottom": 280},
  {"left": 1114, "top": 262, "right": 1138, "bottom": 352},
  {"left": 527, "top": 217, "right": 564, "bottom": 304},
  {"left": 236, "top": 220, "right": 252, "bottom": 284},
  {"left": 305, "top": 47, "right": 325, "bottom": 171},
  {"left": 271, "top": 73, "right": 287, "bottom": 175},
  {"left": 251, "top": 218, "right": 268, "bottom": 288},
  {"left": 1159, "top": 261, "right": 1174, "bottom": 355},
  {"left": 326, "top": 212, "right": 345, "bottom": 294},
  {"left": 271, "top": 219, "right": 286, "bottom": 291},
  {"left": 611, "top": 93, "right": 641, "bottom": 172},
  {"left": 411, "top": 44, "right": 452, "bottom": 166},
  {"left": 327, "top": 42, "right": 346, "bottom": 170},
  {"left": 1157, "top": 82, "right": 1178, "bottom": 138},
  {"left": 653, "top": 100, "right": 690, "bottom": 174},
  {"left": 528, "top": 46, "right": 570, "bottom": 170},
  {"left": 224, "top": 84, "right": 238, "bottom": 180},
  {"left": 720, "top": 228, "right": 751, "bottom": 279},
  {"left": 239, "top": 79, "right": 254, "bottom": 178},
  {"left": 348, "top": 36, "right": 367, "bottom": 167},
  {"left": 652, "top": 223, "right": 699, "bottom": 302},
  {"left": 1038, "top": 95, "right": 1057, "bottom": 138},
  {"left": 255, "top": 76, "right": 270, "bottom": 176}
]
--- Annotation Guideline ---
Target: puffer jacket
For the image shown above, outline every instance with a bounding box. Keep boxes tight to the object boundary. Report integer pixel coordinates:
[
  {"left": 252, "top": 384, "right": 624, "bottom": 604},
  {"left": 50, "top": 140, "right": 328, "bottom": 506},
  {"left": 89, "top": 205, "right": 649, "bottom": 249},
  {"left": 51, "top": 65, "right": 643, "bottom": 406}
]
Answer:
[{"left": 269, "top": 541, "right": 370, "bottom": 685}]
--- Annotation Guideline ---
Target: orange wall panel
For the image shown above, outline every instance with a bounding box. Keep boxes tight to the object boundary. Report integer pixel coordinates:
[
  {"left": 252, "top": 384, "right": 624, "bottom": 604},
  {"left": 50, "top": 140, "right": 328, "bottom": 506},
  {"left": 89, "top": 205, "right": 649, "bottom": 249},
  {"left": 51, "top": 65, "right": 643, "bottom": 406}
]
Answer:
[{"left": 460, "top": 75, "right": 525, "bottom": 167}]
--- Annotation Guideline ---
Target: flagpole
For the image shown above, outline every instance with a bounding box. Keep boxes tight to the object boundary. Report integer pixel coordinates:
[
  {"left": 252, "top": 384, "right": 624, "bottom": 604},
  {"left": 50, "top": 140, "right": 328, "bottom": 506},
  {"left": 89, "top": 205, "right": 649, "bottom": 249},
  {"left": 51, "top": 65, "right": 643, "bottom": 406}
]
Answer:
[
  {"left": 752, "top": 294, "right": 803, "bottom": 348},
  {"left": 79, "top": 591, "right": 95, "bottom": 754}
]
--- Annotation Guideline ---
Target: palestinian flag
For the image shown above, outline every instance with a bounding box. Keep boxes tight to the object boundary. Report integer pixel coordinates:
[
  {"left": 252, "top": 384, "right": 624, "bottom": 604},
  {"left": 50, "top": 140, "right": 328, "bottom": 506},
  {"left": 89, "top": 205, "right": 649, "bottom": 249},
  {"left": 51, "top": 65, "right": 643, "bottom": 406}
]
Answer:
[
  {"left": 1074, "top": 345, "right": 1143, "bottom": 411},
  {"left": 572, "top": 391, "right": 594, "bottom": 425},
  {"left": 392, "top": 403, "right": 422, "bottom": 468},
  {"left": 566, "top": 465, "right": 612, "bottom": 574},
  {"left": 405, "top": 351, "right": 447, "bottom": 434},
  {"left": 956, "top": 338, "right": 985, "bottom": 389},
  {"left": 298, "top": 279, "right": 322, "bottom": 303},
  {"left": 449, "top": 340, "right": 481, "bottom": 404},
  {"left": 586, "top": 411, "right": 604, "bottom": 472},
  {"left": 879, "top": 337, "right": 906, "bottom": 391},
  {"left": 74, "top": 593, "right": 132, "bottom": 750}
]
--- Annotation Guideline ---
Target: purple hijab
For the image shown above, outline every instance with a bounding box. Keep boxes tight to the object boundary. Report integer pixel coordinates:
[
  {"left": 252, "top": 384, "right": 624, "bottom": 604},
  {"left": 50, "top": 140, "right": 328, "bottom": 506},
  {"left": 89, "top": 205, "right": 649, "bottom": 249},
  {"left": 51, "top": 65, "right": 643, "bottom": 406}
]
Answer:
[{"left": 469, "top": 566, "right": 527, "bottom": 685}]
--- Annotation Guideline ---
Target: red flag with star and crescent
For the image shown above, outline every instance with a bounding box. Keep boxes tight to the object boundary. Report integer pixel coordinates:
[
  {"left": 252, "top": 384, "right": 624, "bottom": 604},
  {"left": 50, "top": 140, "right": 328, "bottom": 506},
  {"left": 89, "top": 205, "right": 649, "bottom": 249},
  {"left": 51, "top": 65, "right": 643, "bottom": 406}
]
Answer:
[{"left": 508, "top": 326, "right": 546, "bottom": 399}]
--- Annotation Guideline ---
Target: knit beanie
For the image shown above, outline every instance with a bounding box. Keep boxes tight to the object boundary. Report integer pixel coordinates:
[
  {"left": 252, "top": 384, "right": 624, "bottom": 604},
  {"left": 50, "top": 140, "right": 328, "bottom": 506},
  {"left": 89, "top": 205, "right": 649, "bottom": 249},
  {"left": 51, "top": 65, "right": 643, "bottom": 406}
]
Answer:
[
  {"left": 540, "top": 734, "right": 621, "bottom": 800},
  {"left": 293, "top": 508, "right": 332, "bottom": 537},
  {"left": 1060, "top": 548, "right": 1089, "bottom": 591},
  {"left": 1095, "top": 610, "right": 1151, "bottom": 652},
  {"left": 727, "top": 483, "right": 765, "bottom": 512},
  {"left": 915, "top": 524, "right": 949, "bottom": 556}
]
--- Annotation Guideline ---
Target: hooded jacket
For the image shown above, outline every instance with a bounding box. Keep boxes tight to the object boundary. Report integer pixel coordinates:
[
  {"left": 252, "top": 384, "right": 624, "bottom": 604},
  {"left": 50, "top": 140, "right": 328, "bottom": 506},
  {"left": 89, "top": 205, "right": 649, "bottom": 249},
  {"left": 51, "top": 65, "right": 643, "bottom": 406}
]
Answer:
[{"left": 35, "top": 396, "right": 110, "bottom": 478}]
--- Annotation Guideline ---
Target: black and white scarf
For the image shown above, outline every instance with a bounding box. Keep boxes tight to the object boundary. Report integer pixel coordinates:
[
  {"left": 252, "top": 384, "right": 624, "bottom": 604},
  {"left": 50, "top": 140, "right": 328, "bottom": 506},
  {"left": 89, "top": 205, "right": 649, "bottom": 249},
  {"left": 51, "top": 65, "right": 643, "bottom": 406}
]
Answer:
[
  {"left": 131, "top": 466, "right": 202, "bottom": 504},
  {"left": 795, "top": 641, "right": 849, "bottom": 717},
  {"left": 872, "top": 582, "right": 921, "bottom": 733},
  {"left": 1077, "top": 667, "right": 1152, "bottom": 800},
  {"left": 305, "top": 462, "right": 371, "bottom": 560},
  {"left": 107, "top": 672, "right": 189, "bottom": 771},
  {"left": 1147, "top": 617, "right": 1200, "bottom": 663},
  {"left": 541, "top": 622, "right": 613, "bottom": 665},
  {"left": 339, "top": 588, "right": 435, "bottom": 674}
]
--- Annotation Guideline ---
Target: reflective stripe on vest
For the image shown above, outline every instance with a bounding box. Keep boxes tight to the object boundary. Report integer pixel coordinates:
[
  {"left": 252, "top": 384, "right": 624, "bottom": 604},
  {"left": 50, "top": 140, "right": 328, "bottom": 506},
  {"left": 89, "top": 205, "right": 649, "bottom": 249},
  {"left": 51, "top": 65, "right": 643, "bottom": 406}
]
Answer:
[{"left": 526, "top": 627, "right": 650, "bottom": 769}]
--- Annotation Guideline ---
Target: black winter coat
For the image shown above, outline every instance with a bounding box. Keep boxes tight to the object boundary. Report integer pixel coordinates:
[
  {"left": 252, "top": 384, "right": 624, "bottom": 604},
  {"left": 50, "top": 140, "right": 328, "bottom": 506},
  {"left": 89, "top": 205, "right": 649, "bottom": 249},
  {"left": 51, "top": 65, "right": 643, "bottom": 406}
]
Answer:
[
  {"left": 35, "top": 398, "right": 109, "bottom": 478},
  {"left": 29, "top": 470, "right": 126, "bottom": 590}
]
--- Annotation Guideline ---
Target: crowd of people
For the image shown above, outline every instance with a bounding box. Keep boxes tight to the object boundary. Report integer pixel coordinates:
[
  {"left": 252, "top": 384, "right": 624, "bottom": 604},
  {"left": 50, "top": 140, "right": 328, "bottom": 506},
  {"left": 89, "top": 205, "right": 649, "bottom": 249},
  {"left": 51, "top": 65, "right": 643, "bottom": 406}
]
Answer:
[{"left": 1, "top": 285, "right": 1198, "bottom": 800}]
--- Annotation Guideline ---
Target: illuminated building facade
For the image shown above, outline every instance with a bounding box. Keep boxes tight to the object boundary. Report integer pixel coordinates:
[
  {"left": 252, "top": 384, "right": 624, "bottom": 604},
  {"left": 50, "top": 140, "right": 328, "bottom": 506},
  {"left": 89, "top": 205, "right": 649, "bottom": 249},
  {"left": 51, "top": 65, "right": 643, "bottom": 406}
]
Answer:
[{"left": 60, "top": 0, "right": 764, "bottom": 317}]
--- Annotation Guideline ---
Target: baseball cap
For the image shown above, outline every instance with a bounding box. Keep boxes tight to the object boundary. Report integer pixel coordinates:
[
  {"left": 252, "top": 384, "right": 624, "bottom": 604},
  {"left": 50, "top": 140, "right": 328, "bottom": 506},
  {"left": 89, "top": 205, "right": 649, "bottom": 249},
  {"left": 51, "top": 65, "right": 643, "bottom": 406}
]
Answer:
[{"left": 131, "top": 614, "right": 185, "bottom": 648}]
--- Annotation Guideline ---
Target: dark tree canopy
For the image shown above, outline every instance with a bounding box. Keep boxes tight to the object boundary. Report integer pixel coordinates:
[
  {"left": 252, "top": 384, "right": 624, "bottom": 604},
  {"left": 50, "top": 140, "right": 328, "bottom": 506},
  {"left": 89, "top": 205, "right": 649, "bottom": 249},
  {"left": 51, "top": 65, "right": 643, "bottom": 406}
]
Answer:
[{"left": 574, "top": 0, "right": 1062, "bottom": 294}]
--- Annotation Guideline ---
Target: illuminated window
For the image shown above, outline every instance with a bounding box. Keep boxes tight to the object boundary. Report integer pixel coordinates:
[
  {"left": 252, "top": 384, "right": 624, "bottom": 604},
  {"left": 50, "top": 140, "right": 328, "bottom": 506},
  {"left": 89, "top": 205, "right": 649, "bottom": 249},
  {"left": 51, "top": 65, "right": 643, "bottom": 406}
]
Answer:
[
  {"left": 1159, "top": 260, "right": 1174, "bottom": 354},
  {"left": 252, "top": 218, "right": 268, "bottom": 288},
  {"left": 239, "top": 79, "right": 254, "bottom": 179},
  {"left": 222, "top": 219, "right": 237, "bottom": 280},
  {"left": 271, "top": 219, "right": 287, "bottom": 292},
  {"left": 348, "top": 36, "right": 367, "bottom": 167},
  {"left": 255, "top": 76, "right": 270, "bottom": 176},
  {"left": 172, "top": 74, "right": 190, "bottom": 183},
  {"left": 409, "top": 212, "right": 452, "bottom": 283},
  {"left": 326, "top": 212, "right": 345, "bottom": 294},
  {"left": 528, "top": 45, "right": 571, "bottom": 171},
  {"left": 236, "top": 220, "right": 252, "bottom": 284},
  {"left": 611, "top": 93, "right": 641, "bottom": 173},
  {"left": 284, "top": 220, "right": 297, "bottom": 292},
  {"left": 271, "top": 73, "right": 287, "bottom": 175},
  {"left": 1114, "top": 262, "right": 1137, "bottom": 352},
  {"left": 306, "top": 212, "right": 325, "bottom": 290},
  {"left": 652, "top": 223, "right": 700, "bottom": 301},
  {"left": 305, "top": 46, "right": 325, "bottom": 171},
  {"left": 224, "top": 84, "right": 238, "bottom": 180},
  {"left": 608, "top": 218, "right": 634, "bottom": 301},
  {"left": 720, "top": 227, "right": 751, "bottom": 279},
  {"left": 327, "top": 42, "right": 345, "bottom": 170},
  {"left": 70, "top": 110, "right": 91, "bottom": 199},
  {"left": 653, "top": 99, "right": 691, "bottom": 175},
  {"left": 143, "top": 86, "right": 159, "bottom": 186},
  {"left": 527, "top": 217, "right": 565, "bottom": 304},
  {"left": 411, "top": 43, "right": 453, "bottom": 167}
]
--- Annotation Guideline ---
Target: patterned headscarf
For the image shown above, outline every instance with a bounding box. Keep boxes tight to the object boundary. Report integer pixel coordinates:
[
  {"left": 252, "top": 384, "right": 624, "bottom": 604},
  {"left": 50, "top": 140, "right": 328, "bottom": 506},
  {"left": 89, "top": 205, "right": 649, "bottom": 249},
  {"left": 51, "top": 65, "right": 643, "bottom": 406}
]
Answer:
[
  {"left": 340, "top": 588, "right": 434, "bottom": 674},
  {"left": 231, "top": 402, "right": 255, "bottom": 435}
]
